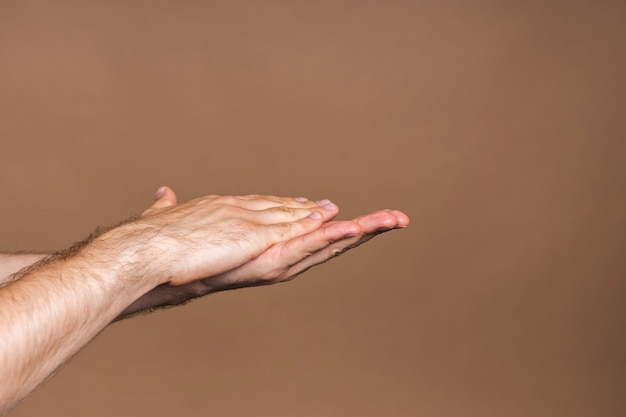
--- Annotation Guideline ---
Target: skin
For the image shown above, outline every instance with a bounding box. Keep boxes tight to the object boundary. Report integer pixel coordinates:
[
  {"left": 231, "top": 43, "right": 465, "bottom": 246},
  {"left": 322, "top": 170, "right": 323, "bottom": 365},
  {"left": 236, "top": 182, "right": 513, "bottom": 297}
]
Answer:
[{"left": 0, "top": 187, "right": 409, "bottom": 415}]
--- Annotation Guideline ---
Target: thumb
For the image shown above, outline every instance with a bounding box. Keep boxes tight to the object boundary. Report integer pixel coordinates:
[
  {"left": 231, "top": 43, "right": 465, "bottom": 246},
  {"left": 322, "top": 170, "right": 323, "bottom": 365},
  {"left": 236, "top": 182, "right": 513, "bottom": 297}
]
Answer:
[{"left": 142, "top": 186, "right": 178, "bottom": 216}]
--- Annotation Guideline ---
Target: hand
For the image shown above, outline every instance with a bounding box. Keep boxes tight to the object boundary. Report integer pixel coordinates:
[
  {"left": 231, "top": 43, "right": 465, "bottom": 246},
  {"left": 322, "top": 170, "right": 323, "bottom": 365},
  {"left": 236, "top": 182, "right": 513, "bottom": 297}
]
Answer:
[
  {"left": 118, "top": 188, "right": 409, "bottom": 318},
  {"left": 97, "top": 187, "right": 338, "bottom": 288},
  {"left": 203, "top": 208, "right": 409, "bottom": 290}
]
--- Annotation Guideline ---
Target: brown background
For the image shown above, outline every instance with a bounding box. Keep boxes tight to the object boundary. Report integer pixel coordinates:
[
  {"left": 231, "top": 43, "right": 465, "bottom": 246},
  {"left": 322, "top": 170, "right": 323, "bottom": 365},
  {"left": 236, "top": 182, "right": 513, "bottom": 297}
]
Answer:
[{"left": 1, "top": 0, "right": 625, "bottom": 416}]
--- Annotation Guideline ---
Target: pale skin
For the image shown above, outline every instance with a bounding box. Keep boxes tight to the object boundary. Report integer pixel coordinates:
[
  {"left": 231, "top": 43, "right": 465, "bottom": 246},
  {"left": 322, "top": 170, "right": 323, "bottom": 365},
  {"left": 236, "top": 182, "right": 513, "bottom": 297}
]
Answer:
[{"left": 0, "top": 187, "right": 409, "bottom": 415}]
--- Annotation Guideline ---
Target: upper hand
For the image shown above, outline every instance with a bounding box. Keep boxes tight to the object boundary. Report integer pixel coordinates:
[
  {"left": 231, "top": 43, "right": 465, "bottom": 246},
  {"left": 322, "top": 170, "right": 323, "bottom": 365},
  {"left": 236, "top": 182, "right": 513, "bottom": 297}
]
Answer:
[{"left": 100, "top": 187, "right": 338, "bottom": 288}]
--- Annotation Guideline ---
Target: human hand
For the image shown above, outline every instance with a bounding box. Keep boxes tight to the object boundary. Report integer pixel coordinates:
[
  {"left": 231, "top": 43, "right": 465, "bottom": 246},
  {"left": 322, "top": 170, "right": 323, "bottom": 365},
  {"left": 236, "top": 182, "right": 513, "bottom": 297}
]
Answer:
[
  {"left": 118, "top": 188, "right": 408, "bottom": 319},
  {"left": 202, "top": 208, "right": 409, "bottom": 291},
  {"left": 97, "top": 187, "right": 338, "bottom": 289}
]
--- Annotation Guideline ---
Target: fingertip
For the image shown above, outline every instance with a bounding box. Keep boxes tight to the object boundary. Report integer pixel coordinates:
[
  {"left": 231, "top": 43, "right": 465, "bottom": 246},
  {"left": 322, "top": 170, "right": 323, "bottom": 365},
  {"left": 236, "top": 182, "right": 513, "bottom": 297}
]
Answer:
[
  {"left": 390, "top": 210, "right": 410, "bottom": 228},
  {"left": 152, "top": 186, "right": 178, "bottom": 207},
  {"left": 155, "top": 186, "right": 167, "bottom": 200},
  {"left": 140, "top": 185, "right": 178, "bottom": 217}
]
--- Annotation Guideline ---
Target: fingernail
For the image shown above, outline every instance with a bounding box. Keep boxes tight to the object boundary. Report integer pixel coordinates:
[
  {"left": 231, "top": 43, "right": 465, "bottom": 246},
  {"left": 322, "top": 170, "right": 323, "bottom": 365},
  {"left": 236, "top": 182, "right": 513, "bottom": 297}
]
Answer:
[
  {"left": 295, "top": 197, "right": 308, "bottom": 202},
  {"left": 322, "top": 203, "right": 336, "bottom": 211},
  {"left": 155, "top": 186, "right": 167, "bottom": 200},
  {"left": 316, "top": 199, "right": 331, "bottom": 206},
  {"left": 309, "top": 212, "right": 322, "bottom": 220}
]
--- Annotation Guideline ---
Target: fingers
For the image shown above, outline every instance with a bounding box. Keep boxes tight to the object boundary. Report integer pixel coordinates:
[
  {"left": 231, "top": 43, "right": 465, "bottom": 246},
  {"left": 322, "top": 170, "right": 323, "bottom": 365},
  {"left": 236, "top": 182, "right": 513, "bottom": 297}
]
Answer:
[
  {"left": 272, "top": 221, "right": 361, "bottom": 267},
  {"left": 282, "top": 209, "right": 409, "bottom": 278},
  {"left": 193, "top": 194, "right": 340, "bottom": 225},
  {"left": 252, "top": 202, "right": 339, "bottom": 224},
  {"left": 201, "top": 208, "right": 409, "bottom": 291},
  {"left": 203, "top": 220, "right": 361, "bottom": 289},
  {"left": 263, "top": 210, "right": 329, "bottom": 244},
  {"left": 141, "top": 189, "right": 333, "bottom": 220},
  {"left": 142, "top": 186, "right": 178, "bottom": 217},
  {"left": 233, "top": 195, "right": 333, "bottom": 211},
  {"left": 349, "top": 209, "right": 410, "bottom": 232}
]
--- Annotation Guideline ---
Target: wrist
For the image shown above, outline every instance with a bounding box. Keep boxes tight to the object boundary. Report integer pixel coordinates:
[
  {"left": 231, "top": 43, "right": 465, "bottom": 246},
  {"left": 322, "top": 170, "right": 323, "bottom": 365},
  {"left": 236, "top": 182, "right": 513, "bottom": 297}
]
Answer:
[{"left": 80, "top": 223, "right": 167, "bottom": 295}]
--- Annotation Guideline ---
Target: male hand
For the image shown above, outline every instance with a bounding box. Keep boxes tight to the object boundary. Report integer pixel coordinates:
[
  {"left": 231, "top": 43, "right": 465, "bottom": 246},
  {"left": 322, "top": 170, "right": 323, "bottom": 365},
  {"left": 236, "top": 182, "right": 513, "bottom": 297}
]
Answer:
[{"left": 105, "top": 187, "right": 339, "bottom": 288}]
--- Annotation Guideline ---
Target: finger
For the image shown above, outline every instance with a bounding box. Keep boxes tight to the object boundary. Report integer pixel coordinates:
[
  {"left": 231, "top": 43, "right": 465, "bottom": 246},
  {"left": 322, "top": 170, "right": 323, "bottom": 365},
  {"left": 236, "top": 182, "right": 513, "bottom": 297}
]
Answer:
[
  {"left": 234, "top": 195, "right": 334, "bottom": 211},
  {"left": 142, "top": 186, "right": 178, "bottom": 217},
  {"left": 349, "top": 209, "right": 406, "bottom": 233},
  {"left": 389, "top": 210, "right": 410, "bottom": 228},
  {"left": 255, "top": 209, "right": 404, "bottom": 275},
  {"left": 284, "top": 233, "right": 375, "bottom": 279},
  {"left": 203, "top": 209, "right": 408, "bottom": 290},
  {"left": 264, "top": 209, "right": 330, "bottom": 244},
  {"left": 251, "top": 202, "right": 339, "bottom": 224},
  {"left": 283, "top": 209, "right": 409, "bottom": 277},
  {"left": 270, "top": 220, "right": 360, "bottom": 267}
]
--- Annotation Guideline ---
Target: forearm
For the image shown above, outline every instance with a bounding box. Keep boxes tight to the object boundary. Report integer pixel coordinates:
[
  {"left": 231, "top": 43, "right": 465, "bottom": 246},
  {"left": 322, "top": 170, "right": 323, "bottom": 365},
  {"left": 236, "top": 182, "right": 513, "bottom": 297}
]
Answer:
[
  {"left": 0, "top": 231, "right": 163, "bottom": 415},
  {"left": 0, "top": 254, "right": 209, "bottom": 322}
]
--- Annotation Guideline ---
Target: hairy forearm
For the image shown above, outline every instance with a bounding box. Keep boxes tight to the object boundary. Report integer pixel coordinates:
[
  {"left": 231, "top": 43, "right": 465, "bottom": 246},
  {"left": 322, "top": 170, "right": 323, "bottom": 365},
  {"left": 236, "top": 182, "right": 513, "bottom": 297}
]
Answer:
[
  {"left": 0, "top": 254, "right": 208, "bottom": 322},
  {"left": 0, "top": 229, "right": 163, "bottom": 415}
]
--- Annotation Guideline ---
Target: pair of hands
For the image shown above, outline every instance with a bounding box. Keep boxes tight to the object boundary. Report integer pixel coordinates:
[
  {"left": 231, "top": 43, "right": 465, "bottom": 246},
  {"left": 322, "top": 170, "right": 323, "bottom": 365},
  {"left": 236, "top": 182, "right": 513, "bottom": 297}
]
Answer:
[
  {"left": 0, "top": 188, "right": 409, "bottom": 414},
  {"left": 117, "top": 187, "right": 409, "bottom": 318}
]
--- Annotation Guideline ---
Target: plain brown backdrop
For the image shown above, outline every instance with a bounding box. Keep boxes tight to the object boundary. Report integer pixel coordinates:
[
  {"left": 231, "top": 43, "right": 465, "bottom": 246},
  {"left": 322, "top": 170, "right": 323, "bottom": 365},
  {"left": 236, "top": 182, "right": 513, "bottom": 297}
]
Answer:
[{"left": 1, "top": 1, "right": 625, "bottom": 416}]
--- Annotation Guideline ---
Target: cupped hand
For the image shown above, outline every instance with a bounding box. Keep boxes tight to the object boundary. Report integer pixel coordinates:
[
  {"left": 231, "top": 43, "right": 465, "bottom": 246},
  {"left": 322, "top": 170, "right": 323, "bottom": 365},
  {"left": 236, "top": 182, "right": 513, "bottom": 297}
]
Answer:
[{"left": 201, "top": 208, "right": 409, "bottom": 291}]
